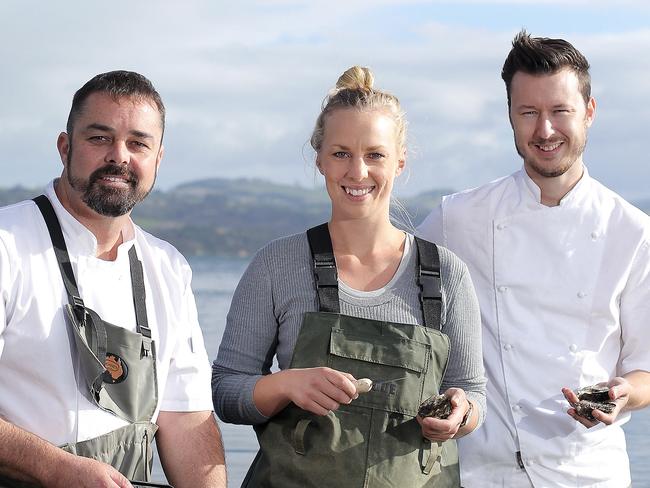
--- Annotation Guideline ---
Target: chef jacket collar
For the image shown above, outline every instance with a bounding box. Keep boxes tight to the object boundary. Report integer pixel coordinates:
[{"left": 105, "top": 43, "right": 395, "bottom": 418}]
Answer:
[
  {"left": 45, "top": 179, "right": 136, "bottom": 259},
  {"left": 519, "top": 164, "right": 591, "bottom": 208}
]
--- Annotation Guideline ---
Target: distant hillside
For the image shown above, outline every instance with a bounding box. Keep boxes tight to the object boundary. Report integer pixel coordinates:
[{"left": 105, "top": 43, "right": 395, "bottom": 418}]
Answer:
[
  {"left": 0, "top": 187, "right": 38, "bottom": 207},
  {"left": 134, "top": 178, "right": 331, "bottom": 256},
  {"left": 134, "top": 178, "right": 451, "bottom": 256},
  {"left": 4, "top": 180, "right": 647, "bottom": 257},
  {"left": 0, "top": 179, "right": 448, "bottom": 257}
]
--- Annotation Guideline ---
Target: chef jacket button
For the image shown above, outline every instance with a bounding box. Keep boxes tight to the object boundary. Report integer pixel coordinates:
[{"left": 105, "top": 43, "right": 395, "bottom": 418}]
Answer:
[
  {"left": 498, "top": 285, "right": 508, "bottom": 293},
  {"left": 525, "top": 459, "right": 534, "bottom": 467},
  {"left": 577, "top": 291, "right": 587, "bottom": 298},
  {"left": 503, "top": 343, "right": 513, "bottom": 351},
  {"left": 496, "top": 223, "right": 507, "bottom": 231},
  {"left": 591, "top": 231, "right": 599, "bottom": 240},
  {"left": 512, "top": 404, "right": 521, "bottom": 412},
  {"left": 569, "top": 344, "right": 578, "bottom": 353}
]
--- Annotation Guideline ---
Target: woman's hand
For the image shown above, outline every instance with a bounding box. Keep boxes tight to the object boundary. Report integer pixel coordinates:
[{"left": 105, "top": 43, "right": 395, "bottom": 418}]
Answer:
[
  {"left": 281, "top": 367, "right": 359, "bottom": 415},
  {"left": 254, "top": 367, "right": 359, "bottom": 417},
  {"left": 416, "top": 388, "right": 473, "bottom": 441}
]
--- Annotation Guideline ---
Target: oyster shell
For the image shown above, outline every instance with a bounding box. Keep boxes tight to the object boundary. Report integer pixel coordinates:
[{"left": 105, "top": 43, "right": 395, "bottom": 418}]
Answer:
[
  {"left": 418, "top": 394, "right": 452, "bottom": 419},
  {"left": 354, "top": 378, "right": 373, "bottom": 394},
  {"left": 573, "top": 385, "right": 616, "bottom": 421}
]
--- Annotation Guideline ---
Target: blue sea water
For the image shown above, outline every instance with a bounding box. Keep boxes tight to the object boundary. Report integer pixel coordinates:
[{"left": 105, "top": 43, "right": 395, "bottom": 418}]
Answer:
[{"left": 153, "top": 256, "right": 650, "bottom": 487}]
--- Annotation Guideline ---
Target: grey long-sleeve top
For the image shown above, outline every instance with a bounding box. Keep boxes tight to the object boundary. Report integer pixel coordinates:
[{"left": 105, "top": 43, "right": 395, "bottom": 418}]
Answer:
[{"left": 212, "top": 232, "right": 486, "bottom": 426}]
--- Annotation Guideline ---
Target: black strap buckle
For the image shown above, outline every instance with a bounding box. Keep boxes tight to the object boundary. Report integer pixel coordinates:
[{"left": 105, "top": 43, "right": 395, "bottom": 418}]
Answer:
[
  {"left": 70, "top": 296, "right": 88, "bottom": 323},
  {"left": 419, "top": 269, "right": 442, "bottom": 300},
  {"left": 314, "top": 261, "right": 338, "bottom": 287}
]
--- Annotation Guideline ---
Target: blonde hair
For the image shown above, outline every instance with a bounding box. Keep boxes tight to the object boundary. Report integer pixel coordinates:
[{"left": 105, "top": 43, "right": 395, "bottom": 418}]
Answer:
[{"left": 310, "top": 66, "right": 407, "bottom": 154}]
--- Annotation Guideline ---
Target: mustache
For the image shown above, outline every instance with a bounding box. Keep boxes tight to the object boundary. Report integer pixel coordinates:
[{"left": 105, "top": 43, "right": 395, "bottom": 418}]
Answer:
[{"left": 88, "top": 164, "right": 137, "bottom": 186}]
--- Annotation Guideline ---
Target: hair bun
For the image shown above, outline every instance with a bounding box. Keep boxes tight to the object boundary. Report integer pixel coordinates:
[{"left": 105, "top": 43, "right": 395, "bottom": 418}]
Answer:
[
  {"left": 335, "top": 66, "right": 374, "bottom": 92},
  {"left": 310, "top": 65, "right": 406, "bottom": 154}
]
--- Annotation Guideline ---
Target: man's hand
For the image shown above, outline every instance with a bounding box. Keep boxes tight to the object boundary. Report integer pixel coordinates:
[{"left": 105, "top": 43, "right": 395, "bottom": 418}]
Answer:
[
  {"left": 562, "top": 377, "right": 631, "bottom": 428},
  {"left": 0, "top": 418, "right": 132, "bottom": 488},
  {"left": 44, "top": 455, "right": 133, "bottom": 488}
]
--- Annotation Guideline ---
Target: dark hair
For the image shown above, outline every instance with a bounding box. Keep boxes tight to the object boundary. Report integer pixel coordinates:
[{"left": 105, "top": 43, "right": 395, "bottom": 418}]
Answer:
[
  {"left": 501, "top": 30, "right": 591, "bottom": 108},
  {"left": 66, "top": 70, "right": 165, "bottom": 136}
]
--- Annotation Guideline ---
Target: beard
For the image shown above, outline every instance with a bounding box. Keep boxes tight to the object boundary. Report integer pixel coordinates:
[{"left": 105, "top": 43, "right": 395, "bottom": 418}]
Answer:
[
  {"left": 66, "top": 150, "right": 155, "bottom": 217},
  {"left": 515, "top": 133, "right": 587, "bottom": 179}
]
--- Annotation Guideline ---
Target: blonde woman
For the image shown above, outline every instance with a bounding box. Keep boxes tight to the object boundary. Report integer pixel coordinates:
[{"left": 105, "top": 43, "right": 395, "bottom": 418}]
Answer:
[{"left": 212, "top": 66, "right": 486, "bottom": 487}]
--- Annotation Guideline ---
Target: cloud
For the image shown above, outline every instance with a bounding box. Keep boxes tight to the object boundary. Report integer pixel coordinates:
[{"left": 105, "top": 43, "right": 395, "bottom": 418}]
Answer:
[{"left": 1, "top": 1, "right": 649, "bottom": 201}]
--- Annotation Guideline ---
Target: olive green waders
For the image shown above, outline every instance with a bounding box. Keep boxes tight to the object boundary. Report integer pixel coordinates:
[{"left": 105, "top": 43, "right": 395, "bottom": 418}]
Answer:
[
  {"left": 0, "top": 196, "right": 162, "bottom": 487},
  {"left": 242, "top": 224, "right": 460, "bottom": 488}
]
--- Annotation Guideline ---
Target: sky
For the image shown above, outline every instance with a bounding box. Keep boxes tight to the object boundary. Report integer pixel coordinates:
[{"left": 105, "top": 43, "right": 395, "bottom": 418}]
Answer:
[{"left": 1, "top": 0, "right": 649, "bottom": 200}]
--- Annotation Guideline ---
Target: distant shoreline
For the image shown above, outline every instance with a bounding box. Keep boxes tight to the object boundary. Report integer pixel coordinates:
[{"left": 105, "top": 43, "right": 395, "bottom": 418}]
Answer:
[{"left": 2, "top": 181, "right": 648, "bottom": 258}]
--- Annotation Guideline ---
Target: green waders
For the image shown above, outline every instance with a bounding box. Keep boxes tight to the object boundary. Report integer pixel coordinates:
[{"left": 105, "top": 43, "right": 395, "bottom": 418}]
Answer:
[
  {"left": 242, "top": 224, "right": 460, "bottom": 488},
  {"left": 0, "top": 196, "right": 165, "bottom": 487}
]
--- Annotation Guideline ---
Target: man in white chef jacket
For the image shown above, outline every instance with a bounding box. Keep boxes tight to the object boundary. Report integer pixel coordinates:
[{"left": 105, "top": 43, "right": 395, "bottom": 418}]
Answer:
[
  {"left": 418, "top": 30, "right": 650, "bottom": 487},
  {"left": 0, "top": 71, "right": 226, "bottom": 488}
]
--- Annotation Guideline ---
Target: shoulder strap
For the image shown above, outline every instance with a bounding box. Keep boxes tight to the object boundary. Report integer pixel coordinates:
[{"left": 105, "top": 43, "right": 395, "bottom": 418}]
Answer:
[
  {"left": 414, "top": 237, "right": 443, "bottom": 330},
  {"left": 128, "top": 246, "right": 151, "bottom": 343},
  {"left": 33, "top": 195, "right": 85, "bottom": 309},
  {"left": 33, "top": 195, "right": 151, "bottom": 339},
  {"left": 306, "top": 225, "right": 443, "bottom": 327},
  {"left": 306, "top": 223, "right": 340, "bottom": 313}
]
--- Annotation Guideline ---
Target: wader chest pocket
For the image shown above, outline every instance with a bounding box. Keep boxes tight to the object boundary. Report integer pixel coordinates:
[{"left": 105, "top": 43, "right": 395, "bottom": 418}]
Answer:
[{"left": 328, "top": 329, "right": 430, "bottom": 416}]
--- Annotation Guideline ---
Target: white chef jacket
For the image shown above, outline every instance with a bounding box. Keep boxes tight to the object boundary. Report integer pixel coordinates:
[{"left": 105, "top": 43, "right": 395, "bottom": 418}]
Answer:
[
  {"left": 0, "top": 181, "right": 213, "bottom": 446},
  {"left": 418, "top": 167, "right": 650, "bottom": 488}
]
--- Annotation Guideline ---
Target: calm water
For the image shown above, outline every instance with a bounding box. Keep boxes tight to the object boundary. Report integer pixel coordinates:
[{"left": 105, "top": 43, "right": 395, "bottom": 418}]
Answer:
[{"left": 153, "top": 256, "right": 650, "bottom": 487}]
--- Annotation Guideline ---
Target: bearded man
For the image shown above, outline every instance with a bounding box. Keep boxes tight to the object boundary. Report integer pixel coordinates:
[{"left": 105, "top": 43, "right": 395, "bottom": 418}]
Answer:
[{"left": 0, "top": 71, "right": 226, "bottom": 488}]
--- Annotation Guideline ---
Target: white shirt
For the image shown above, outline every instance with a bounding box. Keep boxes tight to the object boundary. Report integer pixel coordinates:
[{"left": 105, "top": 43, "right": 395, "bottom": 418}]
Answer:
[
  {"left": 418, "top": 167, "right": 650, "bottom": 488},
  {"left": 0, "top": 181, "right": 213, "bottom": 446}
]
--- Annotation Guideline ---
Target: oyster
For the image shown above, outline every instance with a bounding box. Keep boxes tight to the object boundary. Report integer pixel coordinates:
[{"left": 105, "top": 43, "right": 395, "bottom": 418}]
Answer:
[
  {"left": 418, "top": 394, "right": 452, "bottom": 419},
  {"left": 573, "top": 385, "right": 616, "bottom": 421},
  {"left": 354, "top": 378, "right": 373, "bottom": 394}
]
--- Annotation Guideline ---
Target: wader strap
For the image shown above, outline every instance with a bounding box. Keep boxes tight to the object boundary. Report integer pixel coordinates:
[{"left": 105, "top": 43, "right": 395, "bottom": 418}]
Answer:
[
  {"left": 292, "top": 418, "right": 312, "bottom": 455},
  {"left": 421, "top": 439, "right": 442, "bottom": 476},
  {"left": 33, "top": 195, "right": 85, "bottom": 313},
  {"left": 33, "top": 195, "right": 151, "bottom": 340},
  {"left": 306, "top": 223, "right": 340, "bottom": 313},
  {"left": 307, "top": 224, "right": 443, "bottom": 329},
  {"left": 414, "top": 237, "right": 442, "bottom": 330},
  {"left": 128, "top": 246, "right": 152, "bottom": 355}
]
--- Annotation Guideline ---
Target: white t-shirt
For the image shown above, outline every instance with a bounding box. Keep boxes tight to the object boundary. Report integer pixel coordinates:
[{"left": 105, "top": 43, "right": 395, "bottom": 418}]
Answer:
[
  {"left": 418, "top": 166, "right": 650, "bottom": 488},
  {"left": 0, "top": 181, "right": 213, "bottom": 446}
]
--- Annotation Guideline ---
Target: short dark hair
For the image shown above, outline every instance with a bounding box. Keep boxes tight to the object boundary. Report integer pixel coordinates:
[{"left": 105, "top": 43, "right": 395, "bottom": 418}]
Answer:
[
  {"left": 66, "top": 70, "right": 165, "bottom": 136},
  {"left": 501, "top": 30, "right": 591, "bottom": 108}
]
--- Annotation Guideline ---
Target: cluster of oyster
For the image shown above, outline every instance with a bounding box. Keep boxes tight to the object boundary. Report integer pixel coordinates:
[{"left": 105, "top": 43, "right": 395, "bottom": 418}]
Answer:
[
  {"left": 572, "top": 385, "right": 616, "bottom": 421},
  {"left": 418, "top": 394, "right": 452, "bottom": 419}
]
